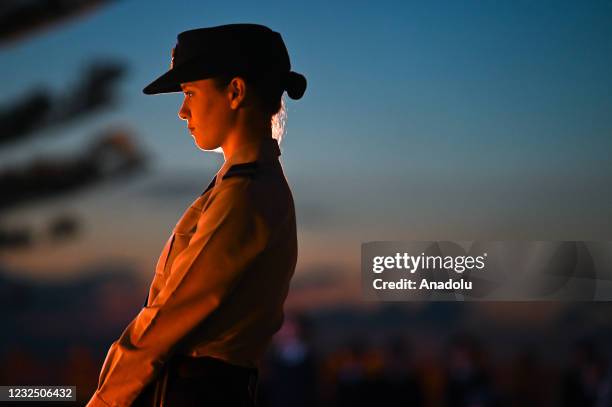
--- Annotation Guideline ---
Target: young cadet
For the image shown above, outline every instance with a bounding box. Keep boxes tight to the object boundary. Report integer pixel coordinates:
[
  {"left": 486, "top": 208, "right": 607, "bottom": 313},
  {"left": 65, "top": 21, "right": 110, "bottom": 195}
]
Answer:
[{"left": 86, "top": 23, "right": 307, "bottom": 406}]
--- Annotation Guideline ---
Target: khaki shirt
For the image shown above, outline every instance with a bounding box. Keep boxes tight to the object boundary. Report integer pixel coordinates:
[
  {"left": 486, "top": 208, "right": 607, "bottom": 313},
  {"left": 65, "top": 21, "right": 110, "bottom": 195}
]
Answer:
[{"left": 87, "top": 137, "right": 298, "bottom": 407}]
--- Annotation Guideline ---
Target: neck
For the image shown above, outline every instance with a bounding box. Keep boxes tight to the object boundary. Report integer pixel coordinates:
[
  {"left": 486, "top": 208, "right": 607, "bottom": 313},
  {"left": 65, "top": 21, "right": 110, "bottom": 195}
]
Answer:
[{"left": 221, "top": 111, "right": 272, "bottom": 160}]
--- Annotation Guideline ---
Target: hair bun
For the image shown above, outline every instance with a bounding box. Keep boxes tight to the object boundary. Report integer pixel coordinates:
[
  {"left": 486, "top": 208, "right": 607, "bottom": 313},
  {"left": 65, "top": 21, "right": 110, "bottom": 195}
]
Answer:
[{"left": 285, "top": 71, "right": 307, "bottom": 100}]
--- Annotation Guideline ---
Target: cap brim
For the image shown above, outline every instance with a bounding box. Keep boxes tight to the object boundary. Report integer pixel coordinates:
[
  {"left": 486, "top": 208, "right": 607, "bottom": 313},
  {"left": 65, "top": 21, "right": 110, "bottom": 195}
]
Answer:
[
  {"left": 143, "top": 56, "right": 217, "bottom": 95},
  {"left": 143, "top": 54, "right": 228, "bottom": 95},
  {"left": 142, "top": 68, "right": 184, "bottom": 95}
]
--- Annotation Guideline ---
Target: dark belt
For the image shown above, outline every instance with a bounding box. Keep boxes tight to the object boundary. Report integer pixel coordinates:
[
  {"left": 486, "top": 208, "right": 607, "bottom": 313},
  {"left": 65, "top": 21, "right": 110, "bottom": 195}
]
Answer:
[
  {"left": 140, "top": 356, "right": 259, "bottom": 406},
  {"left": 169, "top": 355, "right": 258, "bottom": 380}
]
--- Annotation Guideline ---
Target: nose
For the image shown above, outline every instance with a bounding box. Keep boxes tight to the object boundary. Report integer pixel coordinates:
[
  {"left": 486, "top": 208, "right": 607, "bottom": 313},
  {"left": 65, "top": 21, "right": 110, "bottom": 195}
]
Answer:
[{"left": 178, "top": 99, "right": 189, "bottom": 121}]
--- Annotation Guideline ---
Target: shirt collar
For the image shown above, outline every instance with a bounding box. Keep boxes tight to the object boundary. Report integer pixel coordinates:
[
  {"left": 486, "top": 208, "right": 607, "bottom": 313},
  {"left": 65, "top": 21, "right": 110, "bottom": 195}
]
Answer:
[{"left": 215, "top": 137, "right": 281, "bottom": 184}]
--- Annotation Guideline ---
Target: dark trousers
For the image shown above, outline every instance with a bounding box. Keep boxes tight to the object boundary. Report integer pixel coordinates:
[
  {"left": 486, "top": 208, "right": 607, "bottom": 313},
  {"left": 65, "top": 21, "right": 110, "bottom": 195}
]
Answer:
[{"left": 133, "top": 356, "right": 258, "bottom": 407}]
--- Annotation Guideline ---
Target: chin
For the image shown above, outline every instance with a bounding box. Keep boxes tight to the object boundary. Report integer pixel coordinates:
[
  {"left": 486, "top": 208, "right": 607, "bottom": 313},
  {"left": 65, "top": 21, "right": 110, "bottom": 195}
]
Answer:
[
  {"left": 195, "top": 139, "right": 222, "bottom": 153},
  {"left": 193, "top": 130, "right": 224, "bottom": 152}
]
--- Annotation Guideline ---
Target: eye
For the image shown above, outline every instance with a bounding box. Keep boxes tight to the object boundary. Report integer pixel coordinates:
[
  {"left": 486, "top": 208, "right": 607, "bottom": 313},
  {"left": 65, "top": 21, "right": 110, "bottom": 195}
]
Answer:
[{"left": 184, "top": 91, "right": 194, "bottom": 98}]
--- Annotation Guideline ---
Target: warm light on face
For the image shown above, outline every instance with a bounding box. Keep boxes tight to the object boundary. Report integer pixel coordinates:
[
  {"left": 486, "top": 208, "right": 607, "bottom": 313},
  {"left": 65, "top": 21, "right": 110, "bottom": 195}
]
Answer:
[{"left": 178, "top": 79, "right": 233, "bottom": 152}]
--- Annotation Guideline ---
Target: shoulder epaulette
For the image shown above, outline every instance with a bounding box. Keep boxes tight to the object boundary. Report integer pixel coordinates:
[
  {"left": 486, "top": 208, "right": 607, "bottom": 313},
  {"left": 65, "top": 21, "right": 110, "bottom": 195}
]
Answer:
[{"left": 223, "top": 162, "right": 259, "bottom": 180}]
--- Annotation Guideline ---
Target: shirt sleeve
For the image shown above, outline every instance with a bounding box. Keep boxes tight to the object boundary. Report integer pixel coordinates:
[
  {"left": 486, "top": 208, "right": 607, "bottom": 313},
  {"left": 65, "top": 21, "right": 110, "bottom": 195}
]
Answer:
[{"left": 86, "top": 179, "right": 270, "bottom": 407}]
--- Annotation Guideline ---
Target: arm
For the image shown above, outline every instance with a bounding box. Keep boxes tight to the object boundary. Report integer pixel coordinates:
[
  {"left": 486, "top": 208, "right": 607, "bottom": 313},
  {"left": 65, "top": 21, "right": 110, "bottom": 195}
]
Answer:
[{"left": 87, "top": 179, "right": 269, "bottom": 407}]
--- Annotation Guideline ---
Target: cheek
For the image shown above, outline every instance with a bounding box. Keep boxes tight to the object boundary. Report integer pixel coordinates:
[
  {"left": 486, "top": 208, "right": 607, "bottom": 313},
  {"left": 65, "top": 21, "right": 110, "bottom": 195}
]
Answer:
[
  {"left": 195, "top": 98, "right": 219, "bottom": 124},
  {"left": 215, "top": 99, "right": 234, "bottom": 126},
  {"left": 191, "top": 94, "right": 231, "bottom": 141},
  {"left": 191, "top": 99, "right": 208, "bottom": 121}
]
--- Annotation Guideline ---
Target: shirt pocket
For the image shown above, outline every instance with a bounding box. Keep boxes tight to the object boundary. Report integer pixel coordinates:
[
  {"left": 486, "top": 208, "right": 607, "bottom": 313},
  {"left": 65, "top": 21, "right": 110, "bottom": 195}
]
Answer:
[
  {"left": 164, "top": 205, "right": 201, "bottom": 274},
  {"left": 155, "top": 234, "right": 175, "bottom": 276},
  {"left": 174, "top": 206, "right": 202, "bottom": 235},
  {"left": 163, "top": 231, "right": 195, "bottom": 275},
  {"left": 133, "top": 305, "right": 160, "bottom": 343}
]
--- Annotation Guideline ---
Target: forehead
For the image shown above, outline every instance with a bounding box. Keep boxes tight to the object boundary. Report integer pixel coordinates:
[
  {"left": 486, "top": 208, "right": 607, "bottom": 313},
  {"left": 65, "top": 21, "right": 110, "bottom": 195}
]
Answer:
[{"left": 180, "top": 78, "right": 214, "bottom": 90}]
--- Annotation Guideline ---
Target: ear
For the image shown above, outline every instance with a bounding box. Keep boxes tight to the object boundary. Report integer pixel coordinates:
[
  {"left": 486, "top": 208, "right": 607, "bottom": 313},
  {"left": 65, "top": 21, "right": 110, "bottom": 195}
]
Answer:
[{"left": 228, "top": 77, "right": 247, "bottom": 110}]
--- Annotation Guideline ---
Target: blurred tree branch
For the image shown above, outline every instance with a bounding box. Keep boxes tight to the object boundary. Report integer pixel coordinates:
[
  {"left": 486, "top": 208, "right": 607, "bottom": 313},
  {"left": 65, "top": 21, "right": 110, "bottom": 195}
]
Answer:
[
  {"left": 0, "top": 0, "right": 115, "bottom": 46},
  {"left": 0, "top": 1, "right": 149, "bottom": 253},
  {"left": 0, "top": 128, "right": 146, "bottom": 211},
  {"left": 0, "top": 61, "right": 126, "bottom": 147}
]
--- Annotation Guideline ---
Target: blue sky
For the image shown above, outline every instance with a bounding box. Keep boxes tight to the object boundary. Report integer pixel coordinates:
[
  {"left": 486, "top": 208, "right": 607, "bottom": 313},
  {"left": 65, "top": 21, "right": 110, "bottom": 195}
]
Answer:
[{"left": 1, "top": 0, "right": 611, "bottom": 290}]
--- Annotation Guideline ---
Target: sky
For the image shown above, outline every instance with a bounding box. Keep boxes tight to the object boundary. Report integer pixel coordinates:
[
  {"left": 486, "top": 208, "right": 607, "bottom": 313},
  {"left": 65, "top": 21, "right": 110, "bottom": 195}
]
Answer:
[{"left": 1, "top": 0, "right": 611, "bottom": 300}]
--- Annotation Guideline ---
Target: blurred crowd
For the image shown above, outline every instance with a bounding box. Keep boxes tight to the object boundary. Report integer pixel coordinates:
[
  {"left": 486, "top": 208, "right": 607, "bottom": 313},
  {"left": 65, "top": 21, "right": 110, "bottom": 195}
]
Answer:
[
  {"left": 1, "top": 303, "right": 612, "bottom": 406},
  {"left": 257, "top": 314, "right": 612, "bottom": 407}
]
